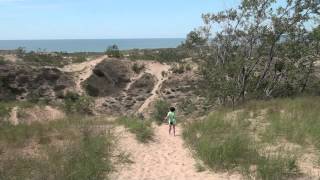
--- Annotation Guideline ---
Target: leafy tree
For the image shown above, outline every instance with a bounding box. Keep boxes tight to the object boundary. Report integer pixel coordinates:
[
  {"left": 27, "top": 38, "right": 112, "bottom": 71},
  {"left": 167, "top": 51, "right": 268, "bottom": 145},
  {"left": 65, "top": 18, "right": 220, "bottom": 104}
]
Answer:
[
  {"left": 187, "top": 0, "right": 320, "bottom": 104},
  {"left": 106, "top": 44, "right": 122, "bottom": 58}
]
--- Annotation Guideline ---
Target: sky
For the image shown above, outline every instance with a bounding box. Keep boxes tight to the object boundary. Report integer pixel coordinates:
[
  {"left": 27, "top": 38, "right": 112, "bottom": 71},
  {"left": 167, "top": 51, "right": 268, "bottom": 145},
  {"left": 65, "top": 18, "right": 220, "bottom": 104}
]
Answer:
[{"left": 0, "top": 0, "right": 241, "bottom": 40}]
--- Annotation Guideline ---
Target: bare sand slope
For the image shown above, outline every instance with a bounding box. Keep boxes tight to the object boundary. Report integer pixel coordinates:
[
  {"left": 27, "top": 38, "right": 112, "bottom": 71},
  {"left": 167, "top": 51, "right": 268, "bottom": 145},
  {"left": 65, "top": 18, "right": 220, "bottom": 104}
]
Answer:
[
  {"left": 138, "top": 62, "right": 170, "bottom": 113},
  {"left": 112, "top": 125, "right": 242, "bottom": 180},
  {"left": 61, "top": 55, "right": 108, "bottom": 94}
]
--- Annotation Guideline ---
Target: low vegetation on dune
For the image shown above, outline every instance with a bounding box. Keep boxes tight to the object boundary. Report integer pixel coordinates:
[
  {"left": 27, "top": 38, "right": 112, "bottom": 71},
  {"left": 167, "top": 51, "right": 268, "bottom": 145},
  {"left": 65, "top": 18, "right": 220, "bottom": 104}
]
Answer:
[
  {"left": 183, "top": 97, "right": 320, "bottom": 179},
  {"left": 152, "top": 99, "right": 170, "bottom": 125},
  {"left": 0, "top": 116, "right": 116, "bottom": 180},
  {"left": 117, "top": 116, "right": 154, "bottom": 143},
  {"left": 125, "top": 48, "right": 188, "bottom": 63}
]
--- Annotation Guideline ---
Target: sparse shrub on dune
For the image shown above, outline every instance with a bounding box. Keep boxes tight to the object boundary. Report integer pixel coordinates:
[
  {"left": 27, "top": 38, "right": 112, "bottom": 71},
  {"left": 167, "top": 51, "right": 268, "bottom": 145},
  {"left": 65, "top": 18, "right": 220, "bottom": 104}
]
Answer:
[
  {"left": 63, "top": 91, "right": 94, "bottom": 115},
  {"left": 117, "top": 116, "right": 154, "bottom": 143},
  {"left": 132, "top": 62, "right": 145, "bottom": 74},
  {"left": 152, "top": 99, "right": 170, "bottom": 125}
]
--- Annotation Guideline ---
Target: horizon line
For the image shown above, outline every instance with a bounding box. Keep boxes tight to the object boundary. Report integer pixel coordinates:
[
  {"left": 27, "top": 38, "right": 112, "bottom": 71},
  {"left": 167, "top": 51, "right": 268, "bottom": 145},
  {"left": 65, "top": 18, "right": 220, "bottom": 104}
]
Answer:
[{"left": 0, "top": 37, "right": 186, "bottom": 41}]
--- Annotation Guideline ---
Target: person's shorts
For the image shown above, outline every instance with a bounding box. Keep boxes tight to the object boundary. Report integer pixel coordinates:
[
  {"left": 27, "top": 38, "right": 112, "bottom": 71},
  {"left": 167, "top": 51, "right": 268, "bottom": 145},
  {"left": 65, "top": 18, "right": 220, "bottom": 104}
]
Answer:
[{"left": 169, "top": 121, "right": 176, "bottom": 125}]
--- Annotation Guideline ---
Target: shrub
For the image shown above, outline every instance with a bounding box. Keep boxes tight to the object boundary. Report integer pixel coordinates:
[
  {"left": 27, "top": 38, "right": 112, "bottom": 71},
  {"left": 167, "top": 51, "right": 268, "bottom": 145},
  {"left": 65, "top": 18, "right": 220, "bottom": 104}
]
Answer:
[
  {"left": 152, "top": 100, "right": 170, "bottom": 124},
  {"left": 72, "top": 55, "right": 87, "bottom": 63},
  {"left": 106, "top": 44, "right": 122, "bottom": 58},
  {"left": 63, "top": 91, "right": 94, "bottom": 114},
  {"left": 117, "top": 116, "right": 154, "bottom": 143},
  {"left": 0, "top": 56, "right": 7, "bottom": 65},
  {"left": 171, "top": 64, "right": 185, "bottom": 74},
  {"left": 132, "top": 63, "right": 145, "bottom": 74}
]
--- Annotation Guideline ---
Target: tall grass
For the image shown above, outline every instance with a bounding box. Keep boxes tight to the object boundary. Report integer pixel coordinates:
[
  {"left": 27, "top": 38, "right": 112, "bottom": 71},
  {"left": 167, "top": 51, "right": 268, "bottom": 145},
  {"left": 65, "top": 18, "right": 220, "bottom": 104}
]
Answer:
[
  {"left": 0, "top": 117, "right": 115, "bottom": 180},
  {"left": 152, "top": 99, "right": 170, "bottom": 125},
  {"left": 183, "top": 108, "right": 298, "bottom": 179},
  {"left": 242, "top": 97, "right": 320, "bottom": 150},
  {"left": 117, "top": 116, "right": 154, "bottom": 143},
  {"left": 0, "top": 130, "right": 114, "bottom": 180}
]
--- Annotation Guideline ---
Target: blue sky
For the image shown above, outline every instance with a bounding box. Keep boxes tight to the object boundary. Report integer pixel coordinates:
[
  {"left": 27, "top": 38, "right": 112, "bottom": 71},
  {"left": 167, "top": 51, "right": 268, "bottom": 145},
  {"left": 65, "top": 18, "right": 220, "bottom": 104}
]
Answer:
[{"left": 0, "top": 0, "right": 241, "bottom": 40}]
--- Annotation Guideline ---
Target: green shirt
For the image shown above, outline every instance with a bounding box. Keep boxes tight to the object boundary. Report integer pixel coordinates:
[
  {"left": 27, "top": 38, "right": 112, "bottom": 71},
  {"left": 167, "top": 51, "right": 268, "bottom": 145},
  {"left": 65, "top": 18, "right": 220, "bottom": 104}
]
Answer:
[{"left": 167, "top": 111, "right": 176, "bottom": 124}]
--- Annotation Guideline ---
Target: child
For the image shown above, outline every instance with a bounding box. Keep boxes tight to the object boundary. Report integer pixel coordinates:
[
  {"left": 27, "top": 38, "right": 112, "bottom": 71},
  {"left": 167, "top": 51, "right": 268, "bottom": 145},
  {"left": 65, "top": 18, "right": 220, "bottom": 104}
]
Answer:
[{"left": 164, "top": 107, "right": 176, "bottom": 136}]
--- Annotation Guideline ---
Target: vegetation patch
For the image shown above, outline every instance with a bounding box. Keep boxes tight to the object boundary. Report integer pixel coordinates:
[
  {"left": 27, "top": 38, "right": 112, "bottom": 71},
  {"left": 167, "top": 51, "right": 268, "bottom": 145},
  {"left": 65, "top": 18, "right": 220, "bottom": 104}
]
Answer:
[
  {"left": 63, "top": 91, "right": 94, "bottom": 115},
  {"left": 152, "top": 99, "right": 170, "bottom": 125},
  {"left": 183, "top": 100, "right": 301, "bottom": 179},
  {"left": 117, "top": 116, "right": 154, "bottom": 143},
  {"left": 0, "top": 116, "right": 115, "bottom": 180}
]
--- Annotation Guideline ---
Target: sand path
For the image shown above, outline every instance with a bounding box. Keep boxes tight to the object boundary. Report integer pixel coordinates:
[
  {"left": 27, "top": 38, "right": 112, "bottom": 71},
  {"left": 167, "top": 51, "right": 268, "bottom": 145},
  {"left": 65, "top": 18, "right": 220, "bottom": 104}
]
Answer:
[
  {"left": 138, "top": 62, "right": 170, "bottom": 113},
  {"left": 112, "top": 125, "right": 241, "bottom": 180},
  {"left": 61, "top": 55, "right": 108, "bottom": 94},
  {"left": 9, "top": 107, "right": 19, "bottom": 125}
]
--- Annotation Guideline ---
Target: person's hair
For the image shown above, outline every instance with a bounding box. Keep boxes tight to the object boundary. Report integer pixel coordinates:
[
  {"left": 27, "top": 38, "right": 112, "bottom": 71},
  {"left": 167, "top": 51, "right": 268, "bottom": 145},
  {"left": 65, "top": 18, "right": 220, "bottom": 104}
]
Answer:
[{"left": 170, "top": 107, "right": 175, "bottom": 112}]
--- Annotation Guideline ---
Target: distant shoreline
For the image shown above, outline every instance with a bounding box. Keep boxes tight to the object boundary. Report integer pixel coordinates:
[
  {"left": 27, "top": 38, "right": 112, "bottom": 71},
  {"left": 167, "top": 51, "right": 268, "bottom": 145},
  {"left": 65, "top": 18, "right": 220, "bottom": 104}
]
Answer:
[{"left": 0, "top": 38, "right": 185, "bottom": 53}]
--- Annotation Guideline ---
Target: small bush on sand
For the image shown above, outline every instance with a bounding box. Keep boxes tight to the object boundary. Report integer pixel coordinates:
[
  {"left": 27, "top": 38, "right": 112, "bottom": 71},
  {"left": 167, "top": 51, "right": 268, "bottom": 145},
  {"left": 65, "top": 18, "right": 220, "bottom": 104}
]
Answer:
[
  {"left": 63, "top": 91, "right": 94, "bottom": 114},
  {"left": 132, "top": 63, "right": 145, "bottom": 74},
  {"left": 0, "top": 56, "right": 7, "bottom": 65},
  {"left": 117, "top": 116, "right": 154, "bottom": 143},
  {"left": 152, "top": 99, "right": 170, "bottom": 125}
]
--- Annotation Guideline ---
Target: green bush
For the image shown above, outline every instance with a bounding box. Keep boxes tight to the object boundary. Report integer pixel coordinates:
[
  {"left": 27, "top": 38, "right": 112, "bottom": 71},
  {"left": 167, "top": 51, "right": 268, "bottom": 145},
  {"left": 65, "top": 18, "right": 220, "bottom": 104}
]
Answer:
[
  {"left": 63, "top": 92, "right": 93, "bottom": 114},
  {"left": 117, "top": 116, "right": 154, "bottom": 143},
  {"left": 106, "top": 44, "right": 122, "bottom": 58},
  {"left": 132, "top": 63, "right": 145, "bottom": 74},
  {"left": 0, "top": 56, "right": 7, "bottom": 65},
  {"left": 171, "top": 64, "right": 185, "bottom": 74},
  {"left": 152, "top": 100, "right": 170, "bottom": 124}
]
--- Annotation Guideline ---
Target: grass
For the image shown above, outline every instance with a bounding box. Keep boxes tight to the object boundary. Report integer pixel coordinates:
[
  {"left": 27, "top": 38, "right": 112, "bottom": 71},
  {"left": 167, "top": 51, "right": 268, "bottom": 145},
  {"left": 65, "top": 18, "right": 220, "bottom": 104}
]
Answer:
[
  {"left": 0, "top": 101, "right": 38, "bottom": 121},
  {"left": 117, "top": 116, "right": 154, "bottom": 143},
  {"left": 239, "top": 97, "right": 320, "bottom": 150},
  {"left": 0, "top": 116, "right": 115, "bottom": 180},
  {"left": 152, "top": 99, "right": 170, "bottom": 125},
  {"left": 183, "top": 105, "right": 300, "bottom": 179}
]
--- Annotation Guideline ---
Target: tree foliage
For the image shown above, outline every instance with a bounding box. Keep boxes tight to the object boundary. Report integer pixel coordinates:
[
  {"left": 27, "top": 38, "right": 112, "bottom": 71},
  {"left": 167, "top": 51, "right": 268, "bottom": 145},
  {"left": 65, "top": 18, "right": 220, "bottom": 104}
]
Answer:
[
  {"left": 186, "top": 0, "right": 320, "bottom": 104},
  {"left": 106, "top": 44, "right": 122, "bottom": 58}
]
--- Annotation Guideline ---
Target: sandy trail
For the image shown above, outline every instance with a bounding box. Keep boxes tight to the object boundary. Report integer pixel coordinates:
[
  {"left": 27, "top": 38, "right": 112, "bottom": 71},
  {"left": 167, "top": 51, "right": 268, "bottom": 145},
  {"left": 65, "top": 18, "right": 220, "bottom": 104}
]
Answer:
[
  {"left": 9, "top": 107, "right": 19, "bottom": 125},
  {"left": 138, "top": 62, "right": 170, "bottom": 113},
  {"left": 61, "top": 55, "right": 108, "bottom": 94},
  {"left": 112, "top": 125, "right": 241, "bottom": 180}
]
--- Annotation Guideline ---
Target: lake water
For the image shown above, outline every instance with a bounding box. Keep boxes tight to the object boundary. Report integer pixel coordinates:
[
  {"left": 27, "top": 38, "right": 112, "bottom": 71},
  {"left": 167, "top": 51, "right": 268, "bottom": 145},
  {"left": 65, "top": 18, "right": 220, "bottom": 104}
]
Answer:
[{"left": 0, "top": 38, "right": 184, "bottom": 52}]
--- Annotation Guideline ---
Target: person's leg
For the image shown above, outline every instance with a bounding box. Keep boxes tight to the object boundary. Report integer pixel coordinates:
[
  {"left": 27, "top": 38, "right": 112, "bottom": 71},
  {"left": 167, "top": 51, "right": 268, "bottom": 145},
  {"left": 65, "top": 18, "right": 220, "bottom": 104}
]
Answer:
[
  {"left": 169, "top": 124, "right": 172, "bottom": 135},
  {"left": 173, "top": 124, "right": 176, "bottom": 136}
]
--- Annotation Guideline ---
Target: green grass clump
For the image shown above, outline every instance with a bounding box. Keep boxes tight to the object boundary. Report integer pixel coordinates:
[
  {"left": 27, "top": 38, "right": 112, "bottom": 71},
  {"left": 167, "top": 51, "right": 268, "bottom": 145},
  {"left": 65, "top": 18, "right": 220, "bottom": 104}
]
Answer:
[
  {"left": 152, "top": 99, "right": 170, "bottom": 125},
  {"left": 63, "top": 91, "right": 94, "bottom": 115},
  {"left": 117, "top": 116, "right": 154, "bottom": 143},
  {"left": 183, "top": 109, "right": 298, "bottom": 179},
  {"left": 132, "top": 63, "right": 145, "bottom": 74},
  {"left": 256, "top": 155, "right": 298, "bottom": 180},
  {"left": 0, "top": 129, "right": 114, "bottom": 180}
]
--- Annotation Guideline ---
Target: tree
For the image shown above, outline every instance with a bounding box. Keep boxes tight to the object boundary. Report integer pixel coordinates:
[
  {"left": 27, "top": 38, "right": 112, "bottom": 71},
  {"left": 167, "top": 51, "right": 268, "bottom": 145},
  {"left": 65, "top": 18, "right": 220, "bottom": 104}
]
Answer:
[
  {"left": 187, "top": 0, "right": 320, "bottom": 104},
  {"left": 106, "top": 44, "right": 122, "bottom": 58}
]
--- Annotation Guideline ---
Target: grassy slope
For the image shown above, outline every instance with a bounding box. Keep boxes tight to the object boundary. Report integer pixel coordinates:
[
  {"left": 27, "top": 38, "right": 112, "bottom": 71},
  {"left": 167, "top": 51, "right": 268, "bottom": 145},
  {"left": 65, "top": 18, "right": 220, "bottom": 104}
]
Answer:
[
  {"left": 0, "top": 116, "right": 115, "bottom": 180},
  {"left": 183, "top": 97, "right": 320, "bottom": 179}
]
